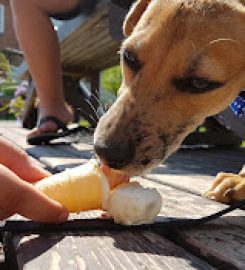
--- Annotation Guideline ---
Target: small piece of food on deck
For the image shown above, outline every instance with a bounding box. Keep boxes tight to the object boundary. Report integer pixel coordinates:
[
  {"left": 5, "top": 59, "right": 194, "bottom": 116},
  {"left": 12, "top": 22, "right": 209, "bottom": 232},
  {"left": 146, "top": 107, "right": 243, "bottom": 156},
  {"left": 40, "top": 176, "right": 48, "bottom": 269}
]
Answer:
[
  {"left": 106, "top": 182, "right": 162, "bottom": 225},
  {"left": 36, "top": 160, "right": 110, "bottom": 213}
]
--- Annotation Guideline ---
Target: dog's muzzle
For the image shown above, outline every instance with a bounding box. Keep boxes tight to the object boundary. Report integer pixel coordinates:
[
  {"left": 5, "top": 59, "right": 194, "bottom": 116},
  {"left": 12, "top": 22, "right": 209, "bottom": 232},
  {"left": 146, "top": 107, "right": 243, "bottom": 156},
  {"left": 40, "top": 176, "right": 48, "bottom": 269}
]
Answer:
[{"left": 94, "top": 139, "right": 135, "bottom": 170}]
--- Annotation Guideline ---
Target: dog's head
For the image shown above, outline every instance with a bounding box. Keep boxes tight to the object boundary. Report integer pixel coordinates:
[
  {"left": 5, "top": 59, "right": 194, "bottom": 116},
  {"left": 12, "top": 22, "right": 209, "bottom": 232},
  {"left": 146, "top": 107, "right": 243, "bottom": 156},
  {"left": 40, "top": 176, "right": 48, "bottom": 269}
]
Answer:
[{"left": 94, "top": 0, "right": 245, "bottom": 175}]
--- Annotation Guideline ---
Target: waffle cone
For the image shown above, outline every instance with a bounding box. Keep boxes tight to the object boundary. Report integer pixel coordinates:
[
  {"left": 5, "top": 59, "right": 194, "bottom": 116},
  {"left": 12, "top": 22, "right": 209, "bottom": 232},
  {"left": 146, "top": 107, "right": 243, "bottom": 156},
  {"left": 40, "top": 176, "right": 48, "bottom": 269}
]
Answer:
[{"left": 36, "top": 161, "right": 110, "bottom": 213}]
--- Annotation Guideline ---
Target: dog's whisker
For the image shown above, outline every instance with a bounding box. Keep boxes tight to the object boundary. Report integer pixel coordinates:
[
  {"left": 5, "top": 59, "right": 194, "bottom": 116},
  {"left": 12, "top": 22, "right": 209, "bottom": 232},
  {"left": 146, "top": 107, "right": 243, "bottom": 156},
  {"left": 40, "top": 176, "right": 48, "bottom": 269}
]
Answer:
[
  {"left": 77, "top": 108, "right": 98, "bottom": 125},
  {"left": 89, "top": 91, "right": 101, "bottom": 106},
  {"left": 82, "top": 99, "right": 101, "bottom": 121},
  {"left": 89, "top": 91, "right": 106, "bottom": 114},
  {"left": 195, "top": 37, "right": 241, "bottom": 57},
  {"left": 208, "top": 38, "right": 240, "bottom": 46}
]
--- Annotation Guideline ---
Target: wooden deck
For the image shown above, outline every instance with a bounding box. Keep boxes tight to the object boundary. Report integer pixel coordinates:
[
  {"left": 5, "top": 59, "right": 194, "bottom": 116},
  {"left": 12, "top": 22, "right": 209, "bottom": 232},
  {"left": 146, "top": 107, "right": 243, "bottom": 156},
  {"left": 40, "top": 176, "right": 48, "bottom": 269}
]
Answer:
[{"left": 0, "top": 121, "right": 245, "bottom": 270}]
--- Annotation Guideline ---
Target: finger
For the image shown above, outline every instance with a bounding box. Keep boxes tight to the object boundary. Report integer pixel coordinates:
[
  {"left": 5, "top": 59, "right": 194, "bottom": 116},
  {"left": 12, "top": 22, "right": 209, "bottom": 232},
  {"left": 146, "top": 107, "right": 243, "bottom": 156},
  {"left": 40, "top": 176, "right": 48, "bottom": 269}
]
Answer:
[
  {"left": 16, "top": 181, "right": 69, "bottom": 223},
  {"left": 0, "top": 137, "right": 51, "bottom": 182},
  {"left": 0, "top": 165, "right": 68, "bottom": 223},
  {"left": 19, "top": 161, "right": 52, "bottom": 183},
  {"left": 9, "top": 154, "right": 51, "bottom": 183}
]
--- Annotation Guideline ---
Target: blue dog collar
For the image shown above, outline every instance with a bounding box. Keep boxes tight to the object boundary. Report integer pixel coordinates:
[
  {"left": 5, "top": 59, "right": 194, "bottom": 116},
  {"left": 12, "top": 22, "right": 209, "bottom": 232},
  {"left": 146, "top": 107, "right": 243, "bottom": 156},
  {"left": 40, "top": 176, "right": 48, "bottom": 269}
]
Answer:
[{"left": 230, "top": 89, "right": 245, "bottom": 118}]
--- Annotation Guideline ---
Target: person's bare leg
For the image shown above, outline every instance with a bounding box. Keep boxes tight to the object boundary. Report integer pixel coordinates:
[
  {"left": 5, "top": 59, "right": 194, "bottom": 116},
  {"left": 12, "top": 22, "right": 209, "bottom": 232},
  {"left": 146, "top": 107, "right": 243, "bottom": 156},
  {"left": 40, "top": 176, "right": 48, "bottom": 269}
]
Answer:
[{"left": 10, "top": 0, "right": 79, "bottom": 137}]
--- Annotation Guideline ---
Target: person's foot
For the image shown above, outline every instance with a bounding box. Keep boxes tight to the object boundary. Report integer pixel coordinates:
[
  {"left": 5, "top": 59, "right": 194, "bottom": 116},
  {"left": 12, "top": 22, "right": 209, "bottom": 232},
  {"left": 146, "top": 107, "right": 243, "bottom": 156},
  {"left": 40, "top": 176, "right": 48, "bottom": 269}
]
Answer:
[{"left": 27, "top": 103, "right": 74, "bottom": 139}]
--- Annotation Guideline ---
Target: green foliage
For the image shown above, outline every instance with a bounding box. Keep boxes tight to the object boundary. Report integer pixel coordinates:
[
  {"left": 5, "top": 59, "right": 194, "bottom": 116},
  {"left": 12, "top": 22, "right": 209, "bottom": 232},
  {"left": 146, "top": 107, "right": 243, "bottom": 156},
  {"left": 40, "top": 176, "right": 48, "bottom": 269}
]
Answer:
[
  {"left": 0, "top": 52, "right": 11, "bottom": 75},
  {"left": 101, "top": 66, "right": 122, "bottom": 96},
  {"left": 0, "top": 81, "right": 18, "bottom": 97},
  {"left": 0, "top": 52, "right": 18, "bottom": 97},
  {"left": 79, "top": 119, "right": 90, "bottom": 127},
  {"left": 0, "top": 52, "right": 22, "bottom": 119},
  {"left": 241, "top": 141, "right": 245, "bottom": 148},
  {"left": 9, "top": 96, "right": 26, "bottom": 119},
  {"left": 8, "top": 81, "right": 28, "bottom": 119}
]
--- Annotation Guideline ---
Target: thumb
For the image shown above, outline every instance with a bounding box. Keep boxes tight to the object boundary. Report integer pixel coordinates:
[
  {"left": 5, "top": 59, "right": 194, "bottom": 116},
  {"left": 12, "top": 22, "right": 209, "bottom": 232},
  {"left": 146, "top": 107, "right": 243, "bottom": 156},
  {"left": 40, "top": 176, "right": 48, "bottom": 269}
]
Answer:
[{"left": 0, "top": 165, "right": 69, "bottom": 223}]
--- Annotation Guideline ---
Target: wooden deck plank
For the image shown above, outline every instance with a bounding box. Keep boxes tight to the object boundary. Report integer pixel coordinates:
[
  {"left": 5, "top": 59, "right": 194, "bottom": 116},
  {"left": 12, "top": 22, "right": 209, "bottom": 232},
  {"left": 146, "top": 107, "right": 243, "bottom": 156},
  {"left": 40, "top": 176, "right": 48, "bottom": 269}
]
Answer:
[
  {"left": 14, "top": 231, "right": 215, "bottom": 270},
  {"left": 60, "top": 4, "right": 121, "bottom": 71},
  {"left": 0, "top": 127, "right": 90, "bottom": 172},
  {"left": 146, "top": 147, "right": 245, "bottom": 195},
  {"left": 60, "top": 6, "right": 110, "bottom": 58},
  {"left": 62, "top": 15, "right": 110, "bottom": 60},
  {"left": 70, "top": 33, "right": 116, "bottom": 65},
  {"left": 62, "top": 17, "right": 110, "bottom": 63},
  {"left": 11, "top": 180, "right": 245, "bottom": 270},
  {"left": 138, "top": 178, "right": 245, "bottom": 270}
]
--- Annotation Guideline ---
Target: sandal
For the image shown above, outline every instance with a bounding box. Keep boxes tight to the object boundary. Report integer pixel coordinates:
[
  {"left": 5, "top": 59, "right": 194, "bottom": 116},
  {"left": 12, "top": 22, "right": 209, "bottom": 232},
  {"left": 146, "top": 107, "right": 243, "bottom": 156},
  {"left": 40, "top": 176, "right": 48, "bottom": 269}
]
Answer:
[{"left": 27, "top": 116, "right": 91, "bottom": 145}]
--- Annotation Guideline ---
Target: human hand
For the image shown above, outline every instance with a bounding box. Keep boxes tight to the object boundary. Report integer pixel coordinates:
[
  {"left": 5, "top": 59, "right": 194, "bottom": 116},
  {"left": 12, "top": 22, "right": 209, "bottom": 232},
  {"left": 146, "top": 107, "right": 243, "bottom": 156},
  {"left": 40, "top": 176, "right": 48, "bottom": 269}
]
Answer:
[
  {"left": 0, "top": 137, "right": 52, "bottom": 182},
  {"left": 0, "top": 137, "right": 69, "bottom": 222}
]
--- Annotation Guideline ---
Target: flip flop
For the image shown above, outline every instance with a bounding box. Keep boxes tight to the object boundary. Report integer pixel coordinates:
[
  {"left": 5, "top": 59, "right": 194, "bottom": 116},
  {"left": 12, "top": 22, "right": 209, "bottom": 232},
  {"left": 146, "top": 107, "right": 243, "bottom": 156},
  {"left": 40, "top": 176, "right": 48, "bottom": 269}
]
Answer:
[{"left": 27, "top": 116, "right": 92, "bottom": 145}]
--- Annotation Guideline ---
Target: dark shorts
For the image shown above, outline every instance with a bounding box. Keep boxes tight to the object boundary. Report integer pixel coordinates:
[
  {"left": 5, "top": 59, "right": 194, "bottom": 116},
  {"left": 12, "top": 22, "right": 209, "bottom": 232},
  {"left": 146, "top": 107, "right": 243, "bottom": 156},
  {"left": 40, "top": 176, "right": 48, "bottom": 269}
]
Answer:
[
  {"left": 49, "top": 0, "right": 133, "bottom": 21},
  {"left": 49, "top": 0, "right": 98, "bottom": 20}
]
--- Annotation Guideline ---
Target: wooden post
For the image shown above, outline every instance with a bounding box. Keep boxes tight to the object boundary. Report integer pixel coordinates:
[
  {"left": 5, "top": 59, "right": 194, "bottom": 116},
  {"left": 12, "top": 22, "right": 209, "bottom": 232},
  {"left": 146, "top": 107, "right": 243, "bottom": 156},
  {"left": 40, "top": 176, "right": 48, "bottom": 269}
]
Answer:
[
  {"left": 63, "top": 74, "right": 99, "bottom": 127},
  {"left": 22, "top": 77, "right": 37, "bottom": 129}
]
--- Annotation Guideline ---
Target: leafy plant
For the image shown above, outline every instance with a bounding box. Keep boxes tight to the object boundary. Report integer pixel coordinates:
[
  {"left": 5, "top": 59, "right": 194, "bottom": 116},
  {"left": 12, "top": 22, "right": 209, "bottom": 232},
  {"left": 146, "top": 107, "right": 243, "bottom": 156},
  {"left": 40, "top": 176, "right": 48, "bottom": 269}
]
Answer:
[
  {"left": 0, "top": 52, "right": 11, "bottom": 78},
  {"left": 9, "top": 81, "right": 28, "bottom": 119},
  {"left": 0, "top": 53, "right": 18, "bottom": 92},
  {"left": 101, "top": 66, "right": 122, "bottom": 96},
  {"left": 0, "top": 52, "right": 20, "bottom": 119}
]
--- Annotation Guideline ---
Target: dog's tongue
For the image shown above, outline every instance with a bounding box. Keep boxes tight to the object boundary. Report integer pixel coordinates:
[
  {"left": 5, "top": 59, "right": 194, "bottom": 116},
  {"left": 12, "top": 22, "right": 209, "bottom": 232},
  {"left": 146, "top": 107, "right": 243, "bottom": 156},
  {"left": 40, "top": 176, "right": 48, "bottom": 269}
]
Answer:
[{"left": 100, "top": 164, "right": 130, "bottom": 189}]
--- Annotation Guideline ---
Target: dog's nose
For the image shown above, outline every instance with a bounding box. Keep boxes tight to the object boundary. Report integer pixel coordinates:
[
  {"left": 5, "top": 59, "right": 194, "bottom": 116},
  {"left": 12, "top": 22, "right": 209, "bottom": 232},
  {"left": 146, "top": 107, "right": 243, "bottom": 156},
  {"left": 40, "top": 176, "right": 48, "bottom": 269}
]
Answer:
[{"left": 94, "top": 140, "right": 135, "bottom": 169}]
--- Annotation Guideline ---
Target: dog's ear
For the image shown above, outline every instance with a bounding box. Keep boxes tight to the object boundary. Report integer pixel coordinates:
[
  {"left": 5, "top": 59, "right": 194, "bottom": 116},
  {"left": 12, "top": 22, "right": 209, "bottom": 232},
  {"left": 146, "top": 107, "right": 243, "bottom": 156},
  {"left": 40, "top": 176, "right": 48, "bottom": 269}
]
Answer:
[{"left": 123, "top": 0, "right": 152, "bottom": 37}]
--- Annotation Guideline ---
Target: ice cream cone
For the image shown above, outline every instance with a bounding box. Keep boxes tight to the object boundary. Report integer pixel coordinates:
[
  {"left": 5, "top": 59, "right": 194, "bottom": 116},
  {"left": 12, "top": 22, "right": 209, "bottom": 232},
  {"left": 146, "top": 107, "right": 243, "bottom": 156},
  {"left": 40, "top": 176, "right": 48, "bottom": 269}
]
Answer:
[
  {"left": 35, "top": 160, "right": 162, "bottom": 225},
  {"left": 101, "top": 164, "right": 130, "bottom": 189},
  {"left": 35, "top": 160, "right": 110, "bottom": 213}
]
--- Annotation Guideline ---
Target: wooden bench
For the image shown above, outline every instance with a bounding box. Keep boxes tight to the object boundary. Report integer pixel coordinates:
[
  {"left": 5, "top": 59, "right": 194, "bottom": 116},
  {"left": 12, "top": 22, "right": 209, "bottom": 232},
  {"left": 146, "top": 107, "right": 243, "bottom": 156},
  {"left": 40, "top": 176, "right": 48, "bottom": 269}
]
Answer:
[
  {"left": 0, "top": 123, "right": 245, "bottom": 270},
  {"left": 15, "top": 0, "right": 131, "bottom": 129}
]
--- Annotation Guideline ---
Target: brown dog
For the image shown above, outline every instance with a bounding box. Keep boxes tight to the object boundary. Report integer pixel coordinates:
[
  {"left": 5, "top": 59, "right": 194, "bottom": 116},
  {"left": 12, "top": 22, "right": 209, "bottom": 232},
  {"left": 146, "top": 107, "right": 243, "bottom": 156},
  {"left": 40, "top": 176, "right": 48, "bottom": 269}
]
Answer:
[{"left": 94, "top": 0, "right": 245, "bottom": 203}]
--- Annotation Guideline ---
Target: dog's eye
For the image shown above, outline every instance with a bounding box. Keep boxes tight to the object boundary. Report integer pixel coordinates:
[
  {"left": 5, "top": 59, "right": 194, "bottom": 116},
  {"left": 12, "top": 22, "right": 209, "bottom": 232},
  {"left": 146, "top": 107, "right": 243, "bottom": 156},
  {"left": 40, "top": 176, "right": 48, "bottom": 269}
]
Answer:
[
  {"left": 173, "top": 77, "right": 224, "bottom": 93},
  {"left": 123, "top": 49, "right": 141, "bottom": 72}
]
